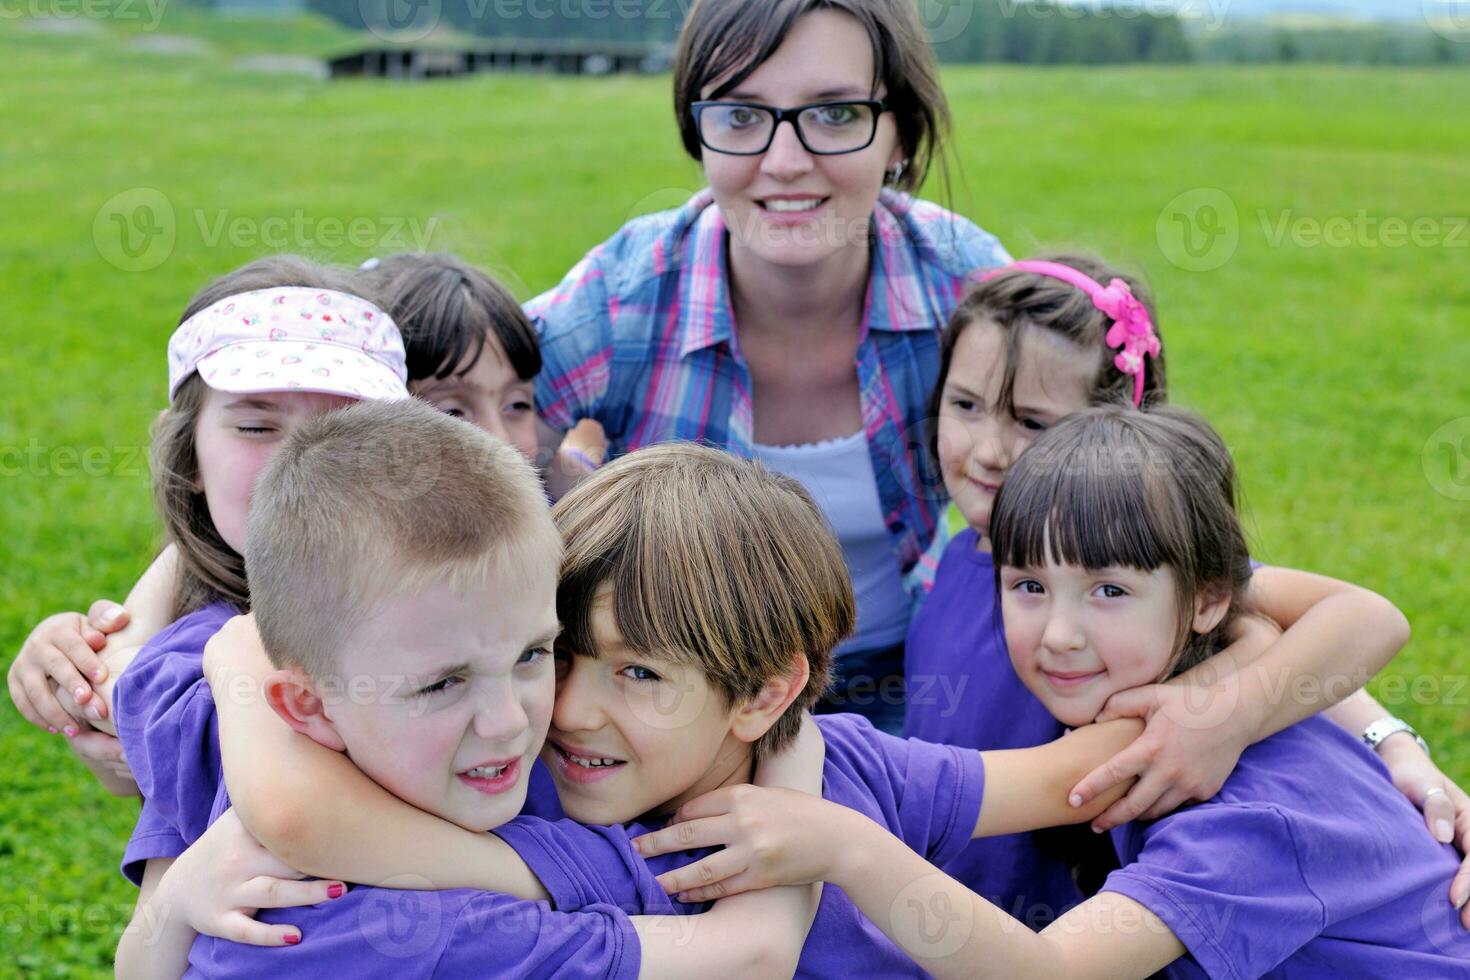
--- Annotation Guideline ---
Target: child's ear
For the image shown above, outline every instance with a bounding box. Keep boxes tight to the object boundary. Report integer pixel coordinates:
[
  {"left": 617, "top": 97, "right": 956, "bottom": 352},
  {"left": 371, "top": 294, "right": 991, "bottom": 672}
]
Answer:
[
  {"left": 729, "top": 653, "right": 811, "bottom": 746},
  {"left": 1192, "top": 588, "right": 1233, "bottom": 637},
  {"left": 263, "top": 668, "right": 346, "bottom": 752}
]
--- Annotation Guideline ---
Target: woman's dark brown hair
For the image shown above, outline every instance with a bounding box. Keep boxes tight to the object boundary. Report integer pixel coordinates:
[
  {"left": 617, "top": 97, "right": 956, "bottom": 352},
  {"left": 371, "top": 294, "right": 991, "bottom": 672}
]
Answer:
[
  {"left": 356, "top": 253, "right": 540, "bottom": 384},
  {"left": 672, "top": 0, "right": 951, "bottom": 196},
  {"left": 927, "top": 252, "right": 1168, "bottom": 466},
  {"left": 989, "top": 405, "right": 1253, "bottom": 678},
  {"left": 153, "top": 255, "right": 365, "bottom": 619}
]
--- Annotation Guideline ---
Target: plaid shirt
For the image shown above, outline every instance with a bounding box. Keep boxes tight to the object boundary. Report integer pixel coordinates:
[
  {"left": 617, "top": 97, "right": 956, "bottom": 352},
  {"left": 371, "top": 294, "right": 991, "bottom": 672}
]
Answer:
[{"left": 528, "top": 188, "right": 1008, "bottom": 588}]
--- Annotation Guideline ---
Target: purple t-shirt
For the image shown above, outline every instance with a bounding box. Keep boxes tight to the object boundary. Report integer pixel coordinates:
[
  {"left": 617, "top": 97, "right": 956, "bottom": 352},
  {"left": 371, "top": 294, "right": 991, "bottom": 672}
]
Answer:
[
  {"left": 498, "top": 712, "right": 987, "bottom": 978},
  {"left": 901, "top": 529, "right": 1081, "bottom": 926},
  {"left": 114, "top": 601, "right": 237, "bottom": 885},
  {"left": 1103, "top": 714, "right": 1470, "bottom": 977},
  {"left": 187, "top": 869, "right": 640, "bottom": 979}
]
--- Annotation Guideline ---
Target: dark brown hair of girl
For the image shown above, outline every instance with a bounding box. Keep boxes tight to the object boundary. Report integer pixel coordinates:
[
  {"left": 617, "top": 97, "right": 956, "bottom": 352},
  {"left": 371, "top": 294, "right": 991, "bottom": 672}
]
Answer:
[
  {"left": 151, "top": 255, "right": 366, "bottom": 620},
  {"left": 356, "top": 253, "right": 540, "bottom": 385},
  {"left": 926, "top": 253, "right": 1167, "bottom": 466},
  {"left": 672, "top": 0, "right": 951, "bottom": 197},
  {"left": 989, "top": 405, "right": 1253, "bottom": 678}
]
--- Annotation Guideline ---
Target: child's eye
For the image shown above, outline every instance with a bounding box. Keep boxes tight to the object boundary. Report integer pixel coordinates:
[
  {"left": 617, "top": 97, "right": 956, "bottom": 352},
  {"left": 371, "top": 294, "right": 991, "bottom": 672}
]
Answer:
[
  {"left": 507, "top": 401, "right": 533, "bottom": 414},
  {"left": 519, "top": 646, "right": 551, "bottom": 666},
  {"left": 948, "top": 397, "right": 976, "bottom": 413},
  {"left": 1020, "top": 418, "right": 1048, "bottom": 432},
  {"left": 417, "top": 675, "right": 464, "bottom": 697},
  {"left": 1013, "top": 579, "right": 1045, "bottom": 595},
  {"left": 1094, "top": 584, "right": 1128, "bottom": 599},
  {"left": 236, "top": 426, "right": 275, "bottom": 435},
  {"left": 622, "top": 664, "right": 661, "bottom": 683}
]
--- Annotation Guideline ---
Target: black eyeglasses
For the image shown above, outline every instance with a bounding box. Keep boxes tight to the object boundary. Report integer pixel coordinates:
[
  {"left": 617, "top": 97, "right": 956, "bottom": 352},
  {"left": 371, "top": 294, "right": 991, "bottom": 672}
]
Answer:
[{"left": 690, "top": 99, "right": 889, "bottom": 156}]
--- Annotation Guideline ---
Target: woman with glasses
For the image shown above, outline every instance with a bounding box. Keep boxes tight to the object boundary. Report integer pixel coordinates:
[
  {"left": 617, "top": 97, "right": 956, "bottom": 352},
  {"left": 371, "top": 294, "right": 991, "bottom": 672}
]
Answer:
[{"left": 528, "top": 0, "right": 1009, "bottom": 732}]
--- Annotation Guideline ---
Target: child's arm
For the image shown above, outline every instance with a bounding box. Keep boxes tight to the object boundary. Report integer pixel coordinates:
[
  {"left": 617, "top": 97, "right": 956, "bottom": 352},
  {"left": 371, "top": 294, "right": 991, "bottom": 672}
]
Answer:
[
  {"left": 202, "top": 616, "right": 551, "bottom": 897},
  {"left": 1325, "top": 688, "right": 1470, "bottom": 926},
  {"left": 633, "top": 720, "right": 1142, "bottom": 901},
  {"left": 632, "top": 713, "right": 824, "bottom": 978},
  {"left": 639, "top": 788, "right": 1182, "bottom": 978},
  {"left": 1070, "top": 566, "right": 1410, "bottom": 828},
  {"left": 115, "top": 811, "right": 344, "bottom": 980},
  {"left": 820, "top": 811, "right": 1183, "bottom": 979},
  {"left": 116, "top": 858, "right": 194, "bottom": 980}
]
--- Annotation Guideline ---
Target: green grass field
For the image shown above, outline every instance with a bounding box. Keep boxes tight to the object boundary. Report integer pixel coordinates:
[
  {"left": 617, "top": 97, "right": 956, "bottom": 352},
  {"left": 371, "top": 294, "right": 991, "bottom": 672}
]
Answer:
[{"left": 2, "top": 10, "right": 1467, "bottom": 975}]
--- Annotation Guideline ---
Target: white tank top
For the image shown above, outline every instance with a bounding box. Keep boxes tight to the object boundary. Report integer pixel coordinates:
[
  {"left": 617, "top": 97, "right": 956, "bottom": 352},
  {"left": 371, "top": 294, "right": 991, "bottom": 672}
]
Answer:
[{"left": 752, "top": 431, "right": 910, "bottom": 657}]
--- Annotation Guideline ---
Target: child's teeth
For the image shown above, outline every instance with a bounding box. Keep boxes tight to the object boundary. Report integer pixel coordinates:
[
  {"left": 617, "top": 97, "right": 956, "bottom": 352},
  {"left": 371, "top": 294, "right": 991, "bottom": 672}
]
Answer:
[
  {"left": 466, "top": 765, "right": 507, "bottom": 778},
  {"left": 570, "top": 753, "right": 618, "bottom": 768},
  {"left": 765, "top": 198, "right": 822, "bottom": 212}
]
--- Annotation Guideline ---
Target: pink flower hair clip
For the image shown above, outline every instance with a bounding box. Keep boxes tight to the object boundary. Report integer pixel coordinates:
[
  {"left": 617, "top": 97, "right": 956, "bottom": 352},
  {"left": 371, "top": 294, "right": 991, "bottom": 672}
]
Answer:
[{"left": 978, "top": 260, "right": 1161, "bottom": 408}]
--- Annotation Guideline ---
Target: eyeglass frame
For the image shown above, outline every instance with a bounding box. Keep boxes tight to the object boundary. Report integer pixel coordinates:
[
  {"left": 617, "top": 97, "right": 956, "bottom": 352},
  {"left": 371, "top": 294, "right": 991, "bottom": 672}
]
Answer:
[{"left": 689, "top": 99, "right": 890, "bottom": 157}]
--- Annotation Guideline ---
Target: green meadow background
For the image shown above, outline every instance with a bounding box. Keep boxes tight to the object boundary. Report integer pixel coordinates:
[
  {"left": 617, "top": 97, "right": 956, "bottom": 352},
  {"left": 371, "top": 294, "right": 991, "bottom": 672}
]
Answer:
[{"left": 2, "top": 10, "right": 1467, "bottom": 975}]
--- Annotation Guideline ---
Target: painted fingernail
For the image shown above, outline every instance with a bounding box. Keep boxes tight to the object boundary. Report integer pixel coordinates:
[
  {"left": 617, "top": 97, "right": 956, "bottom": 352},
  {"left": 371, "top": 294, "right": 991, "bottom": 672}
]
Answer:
[
  {"left": 1069, "top": 793, "right": 1083, "bottom": 808},
  {"left": 74, "top": 686, "right": 88, "bottom": 702},
  {"left": 327, "top": 883, "right": 344, "bottom": 899},
  {"left": 1436, "top": 819, "right": 1454, "bottom": 844},
  {"left": 47, "top": 727, "right": 58, "bottom": 734},
  {"left": 1455, "top": 887, "right": 1468, "bottom": 910},
  {"left": 63, "top": 725, "right": 78, "bottom": 737},
  {"left": 284, "top": 933, "right": 301, "bottom": 945},
  {"left": 92, "top": 668, "right": 106, "bottom": 682},
  {"left": 101, "top": 607, "right": 124, "bottom": 627}
]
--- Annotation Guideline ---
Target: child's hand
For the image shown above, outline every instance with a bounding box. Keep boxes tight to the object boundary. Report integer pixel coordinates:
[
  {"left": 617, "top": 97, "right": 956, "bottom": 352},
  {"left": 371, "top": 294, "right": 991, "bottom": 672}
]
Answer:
[
  {"left": 8, "top": 602, "right": 129, "bottom": 734},
  {"left": 632, "top": 785, "right": 863, "bottom": 903},
  {"left": 66, "top": 725, "right": 138, "bottom": 794},
  {"left": 157, "top": 808, "right": 346, "bottom": 947},
  {"left": 1375, "top": 734, "right": 1470, "bottom": 929},
  {"left": 1066, "top": 675, "right": 1252, "bottom": 830}
]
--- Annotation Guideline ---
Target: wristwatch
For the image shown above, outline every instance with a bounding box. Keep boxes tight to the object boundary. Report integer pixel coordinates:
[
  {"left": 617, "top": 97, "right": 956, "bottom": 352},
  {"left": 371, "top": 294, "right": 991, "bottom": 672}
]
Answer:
[{"left": 1362, "top": 716, "right": 1430, "bottom": 759}]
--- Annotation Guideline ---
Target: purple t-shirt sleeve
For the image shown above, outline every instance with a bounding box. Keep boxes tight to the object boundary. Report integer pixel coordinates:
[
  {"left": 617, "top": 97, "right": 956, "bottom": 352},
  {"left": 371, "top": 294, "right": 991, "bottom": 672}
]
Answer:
[
  {"left": 113, "top": 604, "right": 234, "bottom": 885},
  {"left": 188, "top": 887, "right": 640, "bottom": 979},
  {"left": 1101, "top": 804, "right": 1323, "bottom": 978},
  {"left": 493, "top": 816, "right": 678, "bottom": 916},
  {"left": 824, "top": 715, "right": 986, "bottom": 867}
]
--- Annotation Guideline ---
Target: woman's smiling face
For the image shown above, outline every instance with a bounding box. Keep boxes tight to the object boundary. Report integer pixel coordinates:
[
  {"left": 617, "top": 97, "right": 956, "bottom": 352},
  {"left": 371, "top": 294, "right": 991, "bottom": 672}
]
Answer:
[{"left": 700, "top": 9, "right": 902, "bottom": 271}]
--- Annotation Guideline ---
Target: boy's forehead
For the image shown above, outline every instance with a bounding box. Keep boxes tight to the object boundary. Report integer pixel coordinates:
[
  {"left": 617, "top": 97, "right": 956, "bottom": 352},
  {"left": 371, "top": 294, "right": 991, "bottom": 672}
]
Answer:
[{"left": 348, "top": 578, "right": 557, "bottom": 663}]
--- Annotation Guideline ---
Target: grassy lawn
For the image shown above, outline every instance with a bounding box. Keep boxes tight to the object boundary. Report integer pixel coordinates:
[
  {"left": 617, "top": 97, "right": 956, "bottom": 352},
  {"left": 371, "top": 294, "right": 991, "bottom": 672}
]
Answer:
[{"left": 2, "top": 11, "right": 1466, "bottom": 975}]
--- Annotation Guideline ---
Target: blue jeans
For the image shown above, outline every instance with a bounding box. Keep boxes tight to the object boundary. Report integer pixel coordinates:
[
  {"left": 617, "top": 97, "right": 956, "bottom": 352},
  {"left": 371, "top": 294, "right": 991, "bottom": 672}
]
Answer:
[{"left": 815, "top": 642, "right": 905, "bottom": 735}]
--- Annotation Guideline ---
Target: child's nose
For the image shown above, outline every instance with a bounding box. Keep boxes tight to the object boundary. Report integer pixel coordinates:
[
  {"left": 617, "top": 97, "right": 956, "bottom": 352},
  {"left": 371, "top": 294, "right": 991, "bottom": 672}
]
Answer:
[
  {"left": 969, "top": 417, "right": 1012, "bottom": 474},
  {"left": 472, "top": 681, "right": 529, "bottom": 744},
  {"left": 550, "top": 663, "right": 607, "bottom": 734},
  {"left": 1041, "top": 607, "right": 1087, "bottom": 655}
]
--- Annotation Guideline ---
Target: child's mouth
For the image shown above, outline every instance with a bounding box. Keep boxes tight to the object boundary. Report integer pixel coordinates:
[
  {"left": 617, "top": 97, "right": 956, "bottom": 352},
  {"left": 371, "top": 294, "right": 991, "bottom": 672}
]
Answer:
[
  {"left": 456, "top": 757, "right": 521, "bottom": 795},
  {"left": 549, "top": 741, "right": 627, "bottom": 785},
  {"left": 1042, "top": 669, "right": 1104, "bottom": 690}
]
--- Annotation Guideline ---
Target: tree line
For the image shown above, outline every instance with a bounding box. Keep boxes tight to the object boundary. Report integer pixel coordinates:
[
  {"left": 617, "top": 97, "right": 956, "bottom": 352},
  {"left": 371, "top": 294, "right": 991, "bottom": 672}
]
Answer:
[{"left": 298, "top": 0, "right": 1468, "bottom": 67}]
